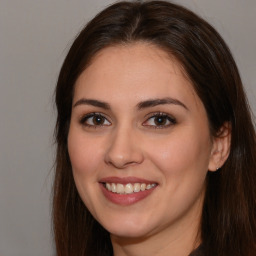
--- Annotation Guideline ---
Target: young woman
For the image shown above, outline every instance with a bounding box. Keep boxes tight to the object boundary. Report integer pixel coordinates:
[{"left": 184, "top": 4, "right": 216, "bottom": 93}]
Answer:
[{"left": 53, "top": 1, "right": 256, "bottom": 255}]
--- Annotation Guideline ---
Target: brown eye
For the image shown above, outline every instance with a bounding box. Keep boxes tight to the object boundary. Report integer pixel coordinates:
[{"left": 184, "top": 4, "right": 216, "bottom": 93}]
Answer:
[
  {"left": 143, "top": 113, "right": 176, "bottom": 128},
  {"left": 154, "top": 116, "right": 168, "bottom": 126},
  {"left": 80, "top": 113, "right": 111, "bottom": 127},
  {"left": 92, "top": 115, "right": 105, "bottom": 125}
]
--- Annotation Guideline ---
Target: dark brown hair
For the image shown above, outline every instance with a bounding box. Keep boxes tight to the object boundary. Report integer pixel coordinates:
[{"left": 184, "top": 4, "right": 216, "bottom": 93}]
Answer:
[{"left": 53, "top": 1, "right": 256, "bottom": 255}]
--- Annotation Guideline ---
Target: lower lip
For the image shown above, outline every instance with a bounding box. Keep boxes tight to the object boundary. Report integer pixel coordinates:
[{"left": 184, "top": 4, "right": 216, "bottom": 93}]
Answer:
[{"left": 100, "top": 183, "right": 157, "bottom": 205}]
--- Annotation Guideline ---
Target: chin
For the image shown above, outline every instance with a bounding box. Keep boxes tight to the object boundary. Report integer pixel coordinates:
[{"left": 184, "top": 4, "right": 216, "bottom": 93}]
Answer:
[
  {"left": 101, "top": 216, "right": 156, "bottom": 239},
  {"left": 109, "top": 228, "right": 152, "bottom": 240}
]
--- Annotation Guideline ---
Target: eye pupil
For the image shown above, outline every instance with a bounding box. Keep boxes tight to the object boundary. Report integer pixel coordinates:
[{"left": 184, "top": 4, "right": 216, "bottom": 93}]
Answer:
[
  {"left": 155, "top": 116, "right": 167, "bottom": 125},
  {"left": 93, "top": 115, "right": 104, "bottom": 125}
]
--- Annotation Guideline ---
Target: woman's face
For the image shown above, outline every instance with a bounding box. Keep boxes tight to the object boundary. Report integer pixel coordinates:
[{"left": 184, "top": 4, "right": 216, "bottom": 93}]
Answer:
[{"left": 68, "top": 43, "right": 217, "bottom": 240}]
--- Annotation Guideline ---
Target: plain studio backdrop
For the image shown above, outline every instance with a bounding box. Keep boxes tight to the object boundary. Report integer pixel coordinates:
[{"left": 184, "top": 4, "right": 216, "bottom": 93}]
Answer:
[{"left": 0, "top": 0, "right": 255, "bottom": 255}]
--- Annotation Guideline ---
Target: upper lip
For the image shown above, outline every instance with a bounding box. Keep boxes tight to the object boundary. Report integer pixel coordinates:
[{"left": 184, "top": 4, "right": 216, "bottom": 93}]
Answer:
[{"left": 99, "top": 176, "right": 158, "bottom": 184}]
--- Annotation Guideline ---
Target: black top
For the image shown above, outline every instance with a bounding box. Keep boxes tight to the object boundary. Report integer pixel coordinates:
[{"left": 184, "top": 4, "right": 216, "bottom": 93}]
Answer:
[{"left": 189, "top": 244, "right": 204, "bottom": 256}]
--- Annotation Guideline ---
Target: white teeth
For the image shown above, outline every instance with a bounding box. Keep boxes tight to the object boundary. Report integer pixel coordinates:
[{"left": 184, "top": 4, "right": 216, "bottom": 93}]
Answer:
[
  {"left": 116, "top": 184, "right": 124, "bottom": 194},
  {"left": 105, "top": 182, "right": 157, "bottom": 194},
  {"left": 146, "top": 184, "right": 151, "bottom": 190},
  {"left": 134, "top": 183, "right": 141, "bottom": 192},
  {"left": 106, "top": 183, "right": 111, "bottom": 191},
  {"left": 124, "top": 183, "right": 133, "bottom": 194},
  {"left": 140, "top": 183, "right": 146, "bottom": 191},
  {"left": 111, "top": 183, "right": 117, "bottom": 192},
  {"left": 146, "top": 184, "right": 156, "bottom": 190}
]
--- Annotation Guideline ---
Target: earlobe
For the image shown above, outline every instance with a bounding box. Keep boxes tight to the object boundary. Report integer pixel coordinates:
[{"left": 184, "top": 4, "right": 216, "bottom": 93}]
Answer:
[{"left": 208, "top": 122, "right": 231, "bottom": 172}]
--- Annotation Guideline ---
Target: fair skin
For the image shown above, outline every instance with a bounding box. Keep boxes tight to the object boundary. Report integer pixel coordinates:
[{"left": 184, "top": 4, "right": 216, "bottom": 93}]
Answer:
[{"left": 68, "top": 43, "right": 230, "bottom": 256}]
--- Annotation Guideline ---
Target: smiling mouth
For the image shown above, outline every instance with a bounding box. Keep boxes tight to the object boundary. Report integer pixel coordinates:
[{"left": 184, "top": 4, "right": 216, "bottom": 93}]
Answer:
[{"left": 103, "top": 182, "right": 157, "bottom": 194}]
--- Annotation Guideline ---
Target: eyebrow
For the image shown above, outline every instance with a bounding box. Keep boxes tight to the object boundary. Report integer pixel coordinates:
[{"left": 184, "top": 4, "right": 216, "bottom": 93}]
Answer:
[
  {"left": 136, "top": 97, "right": 188, "bottom": 110},
  {"left": 73, "top": 98, "right": 110, "bottom": 109},
  {"left": 73, "top": 97, "right": 188, "bottom": 111}
]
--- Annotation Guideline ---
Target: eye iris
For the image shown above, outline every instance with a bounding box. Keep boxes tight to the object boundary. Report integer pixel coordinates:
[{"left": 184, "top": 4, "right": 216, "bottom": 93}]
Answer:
[
  {"left": 93, "top": 115, "right": 104, "bottom": 125},
  {"left": 155, "top": 116, "right": 167, "bottom": 125}
]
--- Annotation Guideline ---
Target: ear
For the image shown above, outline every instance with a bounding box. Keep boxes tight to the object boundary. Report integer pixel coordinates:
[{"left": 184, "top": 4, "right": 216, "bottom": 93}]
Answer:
[{"left": 208, "top": 122, "right": 231, "bottom": 172}]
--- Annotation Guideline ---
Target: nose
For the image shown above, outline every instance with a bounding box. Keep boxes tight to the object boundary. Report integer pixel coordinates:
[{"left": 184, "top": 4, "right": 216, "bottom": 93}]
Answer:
[{"left": 104, "top": 126, "right": 144, "bottom": 169}]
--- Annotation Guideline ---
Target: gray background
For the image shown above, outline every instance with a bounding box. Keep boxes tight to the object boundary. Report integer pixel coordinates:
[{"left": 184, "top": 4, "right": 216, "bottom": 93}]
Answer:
[{"left": 0, "top": 0, "right": 255, "bottom": 255}]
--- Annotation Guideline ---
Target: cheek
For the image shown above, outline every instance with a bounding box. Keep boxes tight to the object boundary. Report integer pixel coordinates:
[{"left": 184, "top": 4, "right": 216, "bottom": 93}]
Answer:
[
  {"left": 145, "top": 129, "right": 212, "bottom": 182},
  {"left": 146, "top": 131, "right": 211, "bottom": 216},
  {"left": 67, "top": 128, "right": 104, "bottom": 214},
  {"left": 67, "top": 128, "right": 102, "bottom": 177}
]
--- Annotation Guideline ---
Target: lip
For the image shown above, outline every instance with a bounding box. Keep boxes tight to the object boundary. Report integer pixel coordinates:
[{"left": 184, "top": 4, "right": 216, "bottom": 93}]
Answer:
[
  {"left": 99, "top": 176, "right": 157, "bottom": 184},
  {"left": 99, "top": 176, "right": 158, "bottom": 206}
]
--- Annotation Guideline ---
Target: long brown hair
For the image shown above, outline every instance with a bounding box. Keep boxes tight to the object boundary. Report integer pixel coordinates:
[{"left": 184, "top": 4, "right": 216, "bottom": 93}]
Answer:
[{"left": 53, "top": 1, "right": 256, "bottom": 255}]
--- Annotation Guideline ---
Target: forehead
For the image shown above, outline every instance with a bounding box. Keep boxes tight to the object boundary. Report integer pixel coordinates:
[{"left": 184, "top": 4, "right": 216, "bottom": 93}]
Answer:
[
  {"left": 73, "top": 43, "right": 201, "bottom": 110},
  {"left": 78, "top": 43, "right": 186, "bottom": 82}
]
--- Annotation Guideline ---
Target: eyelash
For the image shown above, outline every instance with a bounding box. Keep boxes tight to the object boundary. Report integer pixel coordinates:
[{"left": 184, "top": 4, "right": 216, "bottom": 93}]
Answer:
[
  {"left": 79, "top": 113, "right": 111, "bottom": 128},
  {"left": 79, "top": 112, "right": 176, "bottom": 129},
  {"left": 143, "top": 112, "right": 177, "bottom": 129}
]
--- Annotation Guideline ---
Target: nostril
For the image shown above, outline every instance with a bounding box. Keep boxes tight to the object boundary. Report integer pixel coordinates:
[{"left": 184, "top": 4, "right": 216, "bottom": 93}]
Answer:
[{"left": 104, "top": 132, "right": 144, "bottom": 168}]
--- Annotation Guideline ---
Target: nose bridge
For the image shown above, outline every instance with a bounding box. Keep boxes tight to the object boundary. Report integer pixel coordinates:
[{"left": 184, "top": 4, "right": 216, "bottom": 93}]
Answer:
[{"left": 104, "top": 122, "right": 144, "bottom": 168}]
